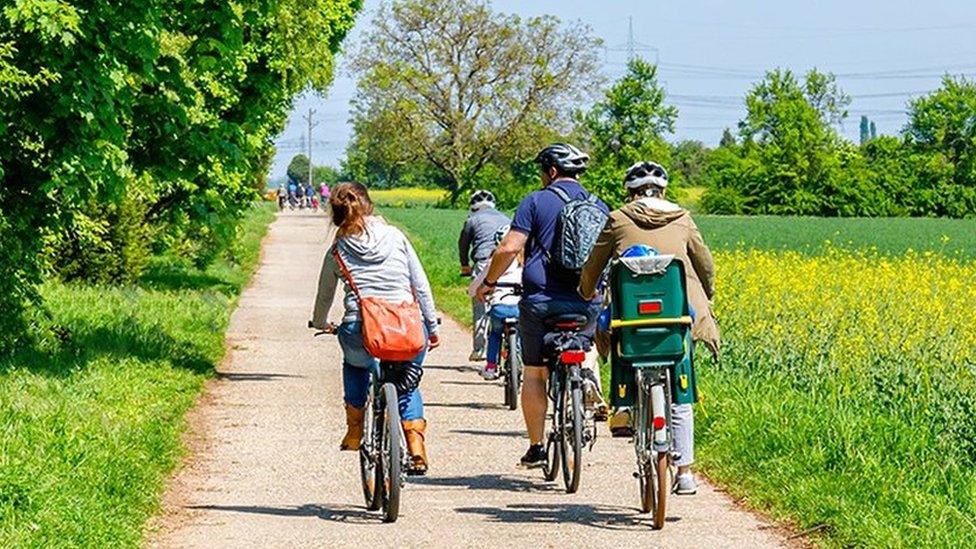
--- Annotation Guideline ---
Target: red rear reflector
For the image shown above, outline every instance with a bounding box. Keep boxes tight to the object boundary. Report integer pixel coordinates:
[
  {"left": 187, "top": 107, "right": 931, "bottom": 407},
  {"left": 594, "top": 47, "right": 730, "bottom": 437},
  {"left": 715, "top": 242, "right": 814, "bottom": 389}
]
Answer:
[
  {"left": 652, "top": 416, "right": 666, "bottom": 430},
  {"left": 638, "top": 300, "right": 663, "bottom": 315},
  {"left": 560, "top": 350, "right": 586, "bottom": 363}
]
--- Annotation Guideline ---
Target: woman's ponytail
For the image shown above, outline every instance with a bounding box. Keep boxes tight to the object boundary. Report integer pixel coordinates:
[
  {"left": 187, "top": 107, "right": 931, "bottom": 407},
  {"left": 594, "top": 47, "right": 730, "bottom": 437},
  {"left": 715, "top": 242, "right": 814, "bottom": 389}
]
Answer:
[{"left": 330, "top": 182, "right": 374, "bottom": 237}]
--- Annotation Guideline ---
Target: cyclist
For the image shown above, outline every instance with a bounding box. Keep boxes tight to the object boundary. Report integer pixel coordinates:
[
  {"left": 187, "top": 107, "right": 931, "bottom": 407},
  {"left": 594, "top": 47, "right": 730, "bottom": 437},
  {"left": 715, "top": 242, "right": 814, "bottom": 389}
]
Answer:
[
  {"left": 305, "top": 183, "right": 315, "bottom": 209},
  {"left": 277, "top": 183, "right": 287, "bottom": 210},
  {"left": 578, "top": 161, "right": 720, "bottom": 495},
  {"left": 458, "top": 189, "right": 510, "bottom": 361},
  {"left": 320, "top": 181, "right": 331, "bottom": 210},
  {"left": 467, "top": 225, "right": 522, "bottom": 380},
  {"left": 476, "top": 143, "right": 608, "bottom": 468},
  {"left": 311, "top": 182, "right": 440, "bottom": 475}
]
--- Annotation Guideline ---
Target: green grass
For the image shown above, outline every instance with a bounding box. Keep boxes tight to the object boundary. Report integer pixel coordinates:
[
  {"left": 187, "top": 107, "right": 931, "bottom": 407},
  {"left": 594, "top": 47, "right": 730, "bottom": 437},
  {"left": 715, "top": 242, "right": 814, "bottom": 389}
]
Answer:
[{"left": 0, "top": 203, "right": 276, "bottom": 548}]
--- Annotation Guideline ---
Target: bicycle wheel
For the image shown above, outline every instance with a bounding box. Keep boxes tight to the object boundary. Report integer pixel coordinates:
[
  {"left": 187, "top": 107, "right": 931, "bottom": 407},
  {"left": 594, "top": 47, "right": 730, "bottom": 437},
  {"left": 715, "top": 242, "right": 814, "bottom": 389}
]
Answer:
[
  {"left": 505, "top": 332, "right": 520, "bottom": 411},
  {"left": 542, "top": 374, "right": 561, "bottom": 482},
  {"left": 560, "top": 376, "right": 584, "bottom": 494},
  {"left": 360, "top": 391, "right": 381, "bottom": 510},
  {"left": 381, "top": 383, "right": 403, "bottom": 523},
  {"left": 651, "top": 451, "right": 669, "bottom": 529}
]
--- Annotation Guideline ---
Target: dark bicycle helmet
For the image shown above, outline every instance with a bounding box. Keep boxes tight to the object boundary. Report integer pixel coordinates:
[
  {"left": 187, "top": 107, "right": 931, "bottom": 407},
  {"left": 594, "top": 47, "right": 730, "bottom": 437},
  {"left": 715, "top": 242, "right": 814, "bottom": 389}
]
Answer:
[
  {"left": 623, "top": 161, "right": 669, "bottom": 190},
  {"left": 534, "top": 143, "right": 590, "bottom": 176},
  {"left": 469, "top": 189, "right": 496, "bottom": 210}
]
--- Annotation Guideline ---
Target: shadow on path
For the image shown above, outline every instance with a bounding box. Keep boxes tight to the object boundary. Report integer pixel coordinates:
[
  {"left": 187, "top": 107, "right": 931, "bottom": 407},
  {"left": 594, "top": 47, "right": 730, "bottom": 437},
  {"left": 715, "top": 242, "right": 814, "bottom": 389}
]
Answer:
[
  {"left": 186, "top": 503, "right": 376, "bottom": 524},
  {"left": 455, "top": 502, "right": 668, "bottom": 530},
  {"left": 450, "top": 429, "right": 526, "bottom": 438},
  {"left": 413, "top": 473, "right": 559, "bottom": 494},
  {"left": 216, "top": 372, "right": 305, "bottom": 382},
  {"left": 425, "top": 401, "right": 507, "bottom": 411}
]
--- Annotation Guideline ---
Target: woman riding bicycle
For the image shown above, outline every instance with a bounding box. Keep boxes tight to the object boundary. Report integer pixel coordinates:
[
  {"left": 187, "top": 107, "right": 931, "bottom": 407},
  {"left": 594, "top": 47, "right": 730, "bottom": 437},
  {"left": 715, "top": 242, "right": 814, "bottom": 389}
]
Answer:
[
  {"left": 311, "top": 182, "right": 440, "bottom": 475},
  {"left": 578, "top": 161, "right": 720, "bottom": 495}
]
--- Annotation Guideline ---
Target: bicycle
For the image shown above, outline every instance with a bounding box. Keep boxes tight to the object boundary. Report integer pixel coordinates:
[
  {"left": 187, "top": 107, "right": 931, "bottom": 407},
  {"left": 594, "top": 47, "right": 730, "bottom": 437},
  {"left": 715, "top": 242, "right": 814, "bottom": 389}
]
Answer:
[
  {"left": 311, "top": 323, "right": 410, "bottom": 523},
  {"left": 481, "top": 282, "right": 522, "bottom": 410},
  {"left": 608, "top": 253, "right": 695, "bottom": 529},
  {"left": 539, "top": 314, "right": 597, "bottom": 494}
]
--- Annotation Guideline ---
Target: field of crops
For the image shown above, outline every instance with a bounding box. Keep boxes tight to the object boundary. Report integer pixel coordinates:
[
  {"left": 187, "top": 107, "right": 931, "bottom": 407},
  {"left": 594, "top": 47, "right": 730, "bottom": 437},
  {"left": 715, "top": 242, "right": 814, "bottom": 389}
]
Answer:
[
  {"left": 369, "top": 187, "right": 448, "bottom": 208},
  {"left": 383, "top": 206, "right": 976, "bottom": 547}
]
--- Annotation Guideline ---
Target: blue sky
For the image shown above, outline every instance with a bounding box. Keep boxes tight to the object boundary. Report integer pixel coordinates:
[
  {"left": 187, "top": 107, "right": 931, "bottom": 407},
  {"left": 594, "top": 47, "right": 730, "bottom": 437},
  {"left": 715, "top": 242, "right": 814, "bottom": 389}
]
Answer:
[{"left": 269, "top": 0, "right": 976, "bottom": 178}]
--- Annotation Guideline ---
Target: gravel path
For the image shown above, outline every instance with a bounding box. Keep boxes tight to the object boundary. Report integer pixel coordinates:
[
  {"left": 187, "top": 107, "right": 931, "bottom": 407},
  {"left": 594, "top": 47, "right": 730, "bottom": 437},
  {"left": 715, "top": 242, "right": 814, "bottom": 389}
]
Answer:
[{"left": 148, "top": 211, "right": 788, "bottom": 548}]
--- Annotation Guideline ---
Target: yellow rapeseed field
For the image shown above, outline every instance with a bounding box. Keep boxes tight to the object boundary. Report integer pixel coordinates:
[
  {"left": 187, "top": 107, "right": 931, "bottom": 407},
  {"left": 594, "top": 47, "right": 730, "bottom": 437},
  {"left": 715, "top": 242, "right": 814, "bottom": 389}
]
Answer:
[{"left": 699, "top": 248, "right": 976, "bottom": 546}]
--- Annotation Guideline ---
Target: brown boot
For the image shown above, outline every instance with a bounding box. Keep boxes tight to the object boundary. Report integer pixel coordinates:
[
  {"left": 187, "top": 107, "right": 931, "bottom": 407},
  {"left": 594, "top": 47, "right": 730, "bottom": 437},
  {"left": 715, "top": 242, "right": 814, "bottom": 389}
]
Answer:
[
  {"left": 402, "top": 419, "right": 428, "bottom": 475},
  {"left": 340, "top": 404, "right": 365, "bottom": 451}
]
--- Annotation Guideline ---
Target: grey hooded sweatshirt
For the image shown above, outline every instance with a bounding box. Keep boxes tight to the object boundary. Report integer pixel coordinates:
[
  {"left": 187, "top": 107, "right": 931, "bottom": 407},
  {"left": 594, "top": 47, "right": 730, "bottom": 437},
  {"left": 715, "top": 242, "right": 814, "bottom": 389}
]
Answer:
[{"left": 312, "top": 217, "right": 438, "bottom": 335}]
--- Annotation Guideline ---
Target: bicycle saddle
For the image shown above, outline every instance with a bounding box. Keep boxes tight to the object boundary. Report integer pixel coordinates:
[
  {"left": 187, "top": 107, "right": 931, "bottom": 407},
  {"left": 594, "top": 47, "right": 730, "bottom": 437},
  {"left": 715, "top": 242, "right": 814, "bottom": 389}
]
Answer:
[{"left": 545, "top": 313, "right": 589, "bottom": 331}]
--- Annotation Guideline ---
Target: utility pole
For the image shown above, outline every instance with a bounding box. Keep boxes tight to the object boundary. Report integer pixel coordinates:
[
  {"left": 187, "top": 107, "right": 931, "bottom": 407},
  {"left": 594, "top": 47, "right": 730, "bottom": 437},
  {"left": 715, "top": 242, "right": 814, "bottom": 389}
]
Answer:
[{"left": 302, "top": 108, "right": 318, "bottom": 185}]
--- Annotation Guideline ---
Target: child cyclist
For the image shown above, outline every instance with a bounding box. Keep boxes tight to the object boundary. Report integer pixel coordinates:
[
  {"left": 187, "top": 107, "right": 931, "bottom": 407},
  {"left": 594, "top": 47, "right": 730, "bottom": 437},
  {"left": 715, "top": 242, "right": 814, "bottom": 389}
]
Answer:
[{"left": 468, "top": 226, "right": 522, "bottom": 381}]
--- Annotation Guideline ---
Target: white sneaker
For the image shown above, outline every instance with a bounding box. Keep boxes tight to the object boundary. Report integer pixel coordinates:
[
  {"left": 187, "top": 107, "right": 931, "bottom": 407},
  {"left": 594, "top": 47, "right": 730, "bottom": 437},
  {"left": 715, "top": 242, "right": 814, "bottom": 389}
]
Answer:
[{"left": 674, "top": 473, "right": 698, "bottom": 495}]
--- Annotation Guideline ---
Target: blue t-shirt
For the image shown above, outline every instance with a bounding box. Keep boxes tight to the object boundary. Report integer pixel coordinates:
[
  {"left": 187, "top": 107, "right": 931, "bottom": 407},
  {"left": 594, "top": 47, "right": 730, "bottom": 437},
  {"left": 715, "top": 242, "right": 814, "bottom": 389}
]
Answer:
[{"left": 510, "top": 179, "right": 609, "bottom": 303}]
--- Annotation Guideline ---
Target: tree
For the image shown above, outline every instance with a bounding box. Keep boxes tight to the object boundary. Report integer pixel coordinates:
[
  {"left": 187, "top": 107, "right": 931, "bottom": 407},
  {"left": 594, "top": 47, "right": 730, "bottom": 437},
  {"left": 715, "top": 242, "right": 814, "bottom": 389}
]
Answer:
[
  {"left": 719, "top": 127, "right": 737, "bottom": 148},
  {"left": 349, "top": 0, "right": 601, "bottom": 203},
  {"left": 804, "top": 69, "right": 851, "bottom": 126},
  {"left": 705, "top": 69, "right": 851, "bottom": 215},
  {"left": 0, "top": 0, "right": 361, "bottom": 353},
  {"left": 860, "top": 115, "right": 871, "bottom": 145},
  {"left": 905, "top": 76, "right": 976, "bottom": 217},
  {"left": 287, "top": 154, "right": 311, "bottom": 185},
  {"left": 870, "top": 121, "right": 877, "bottom": 140},
  {"left": 670, "top": 140, "right": 711, "bottom": 186},
  {"left": 313, "top": 165, "right": 342, "bottom": 185},
  {"left": 578, "top": 58, "right": 677, "bottom": 205}
]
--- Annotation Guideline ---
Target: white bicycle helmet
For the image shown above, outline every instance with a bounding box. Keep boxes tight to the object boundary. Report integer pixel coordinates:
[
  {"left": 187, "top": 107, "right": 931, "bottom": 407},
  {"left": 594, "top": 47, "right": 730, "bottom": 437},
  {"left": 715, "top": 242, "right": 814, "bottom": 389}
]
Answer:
[{"left": 469, "top": 189, "right": 496, "bottom": 211}]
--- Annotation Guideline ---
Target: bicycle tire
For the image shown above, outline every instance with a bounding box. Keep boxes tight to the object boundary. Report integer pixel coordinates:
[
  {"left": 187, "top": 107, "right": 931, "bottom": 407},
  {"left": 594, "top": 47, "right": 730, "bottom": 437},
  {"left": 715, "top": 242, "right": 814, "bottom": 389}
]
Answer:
[
  {"left": 505, "top": 332, "right": 520, "bottom": 411},
  {"left": 381, "top": 383, "right": 402, "bottom": 523},
  {"left": 360, "top": 391, "right": 381, "bottom": 510},
  {"left": 652, "top": 451, "right": 669, "bottom": 529},
  {"left": 561, "top": 378, "right": 584, "bottom": 494},
  {"left": 542, "top": 373, "right": 561, "bottom": 482}
]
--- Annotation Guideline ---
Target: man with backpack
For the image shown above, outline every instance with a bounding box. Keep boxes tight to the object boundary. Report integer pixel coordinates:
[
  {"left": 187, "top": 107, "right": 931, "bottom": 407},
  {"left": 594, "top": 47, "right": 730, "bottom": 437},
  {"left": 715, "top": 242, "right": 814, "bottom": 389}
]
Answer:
[{"left": 476, "top": 143, "right": 609, "bottom": 468}]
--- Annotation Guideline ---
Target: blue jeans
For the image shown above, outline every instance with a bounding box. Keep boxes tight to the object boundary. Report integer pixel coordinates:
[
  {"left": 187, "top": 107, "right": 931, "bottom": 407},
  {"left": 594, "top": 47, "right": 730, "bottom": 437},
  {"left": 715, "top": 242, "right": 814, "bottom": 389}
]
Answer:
[
  {"left": 336, "top": 321, "right": 425, "bottom": 420},
  {"left": 486, "top": 304, "right": 519, "bottom": 365}
]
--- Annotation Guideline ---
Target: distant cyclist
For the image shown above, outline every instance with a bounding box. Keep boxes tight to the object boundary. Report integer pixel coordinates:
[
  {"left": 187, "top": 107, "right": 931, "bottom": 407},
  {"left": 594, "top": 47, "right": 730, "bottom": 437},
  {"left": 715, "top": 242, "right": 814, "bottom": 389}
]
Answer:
[
  {"left": 311, "top": 182, "right": 440, "bottom": 475},
  {"left": 277, "top": 184, "right": 287, "bottom": 210},
  {"left": 579, "top": 161, "right": 720, "bottom": 495},
  {"left": 458, "top": 190, "right": 510, "bottom": 361},
  {"left": 476, "top": 143, "right": 608, "bottom": 468}
]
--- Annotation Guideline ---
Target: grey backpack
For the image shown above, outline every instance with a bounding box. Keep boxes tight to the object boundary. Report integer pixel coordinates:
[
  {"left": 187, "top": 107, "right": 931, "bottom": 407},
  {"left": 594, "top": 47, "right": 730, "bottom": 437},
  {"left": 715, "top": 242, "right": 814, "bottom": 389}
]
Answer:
[{"left": 546, "top": 186, "right": 608, "bottom": 276}]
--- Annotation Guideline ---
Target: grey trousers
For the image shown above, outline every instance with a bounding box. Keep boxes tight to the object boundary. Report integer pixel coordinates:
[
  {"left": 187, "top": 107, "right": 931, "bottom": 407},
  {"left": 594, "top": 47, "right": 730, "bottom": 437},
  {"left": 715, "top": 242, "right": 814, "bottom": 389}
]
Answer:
[
  {"left": 671, "top": 403, "right": 694, "bottom": 467},
  {"left": 471, "top": 260, "right": 488, "bottom": 352}
]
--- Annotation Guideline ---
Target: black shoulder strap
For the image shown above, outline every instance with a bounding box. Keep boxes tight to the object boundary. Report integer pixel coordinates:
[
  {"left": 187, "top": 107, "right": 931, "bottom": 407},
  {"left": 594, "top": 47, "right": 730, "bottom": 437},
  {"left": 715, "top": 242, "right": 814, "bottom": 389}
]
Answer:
[{"left": 547, "top": 185, "right": 572, "bottom": 204}]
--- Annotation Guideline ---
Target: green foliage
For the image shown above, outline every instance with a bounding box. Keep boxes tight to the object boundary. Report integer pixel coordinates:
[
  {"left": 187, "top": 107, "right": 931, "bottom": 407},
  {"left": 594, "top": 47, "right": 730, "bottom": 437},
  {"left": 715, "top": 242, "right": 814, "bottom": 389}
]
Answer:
[
  {"left": 905, "top": 76, "right": 976, "bottom": 217},
  {"left": 0, "top": 0, "right": 361, "bottom": 353},
  {"left": 313, "top": 165, "right": 341, "bottom": 185},
  {"left": 0, "top": 203, "right": 274, "bottom": 547},
  {"left": 701, "top": 73, "right": 976, "bottom": 218},
  {"left": 347, "top": 0, "right": 601, "bottom": 202},
  {"left": 287, "top": 154, "right": 311, "bottom": 185},
  {"left": 578, "top": 58, "right": 677, "bottom": 207}
]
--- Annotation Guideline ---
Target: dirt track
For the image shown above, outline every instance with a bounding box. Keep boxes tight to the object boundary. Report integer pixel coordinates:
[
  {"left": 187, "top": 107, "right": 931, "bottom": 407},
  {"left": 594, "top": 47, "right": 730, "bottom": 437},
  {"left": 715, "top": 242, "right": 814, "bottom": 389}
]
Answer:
[{"left": 148, "top": 211, "right": 788, "bottom": 548}]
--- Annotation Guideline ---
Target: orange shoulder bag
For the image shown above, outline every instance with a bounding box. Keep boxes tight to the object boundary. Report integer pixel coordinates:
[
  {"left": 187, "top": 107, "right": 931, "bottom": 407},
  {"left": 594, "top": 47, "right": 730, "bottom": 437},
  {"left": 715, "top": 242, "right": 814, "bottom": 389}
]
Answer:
[{"left": 333, "top": 245, "right": 426, "bottom": 361}]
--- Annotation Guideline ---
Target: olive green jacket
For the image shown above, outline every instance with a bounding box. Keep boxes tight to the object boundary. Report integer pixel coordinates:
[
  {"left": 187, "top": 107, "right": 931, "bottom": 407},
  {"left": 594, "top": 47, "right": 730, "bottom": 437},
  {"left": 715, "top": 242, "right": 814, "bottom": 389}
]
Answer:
[{"left": 579, "top": 197, "right": 720, "bottom": 358}]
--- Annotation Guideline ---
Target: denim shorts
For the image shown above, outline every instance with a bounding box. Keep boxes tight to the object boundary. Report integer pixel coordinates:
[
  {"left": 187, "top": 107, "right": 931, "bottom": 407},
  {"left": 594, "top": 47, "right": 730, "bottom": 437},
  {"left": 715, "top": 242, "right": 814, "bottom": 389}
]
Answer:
[{"left": 518, "top": 300, "right": 600, "bottom": 366}]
